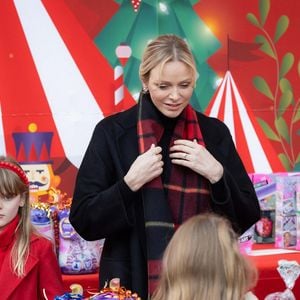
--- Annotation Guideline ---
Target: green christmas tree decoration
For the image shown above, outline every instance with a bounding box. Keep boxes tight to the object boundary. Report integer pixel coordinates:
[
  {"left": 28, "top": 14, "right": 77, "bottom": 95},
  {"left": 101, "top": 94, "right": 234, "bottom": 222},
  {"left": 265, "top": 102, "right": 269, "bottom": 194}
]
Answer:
[{"left": 95, "top": 0, "right": 220, "bottom": 111}]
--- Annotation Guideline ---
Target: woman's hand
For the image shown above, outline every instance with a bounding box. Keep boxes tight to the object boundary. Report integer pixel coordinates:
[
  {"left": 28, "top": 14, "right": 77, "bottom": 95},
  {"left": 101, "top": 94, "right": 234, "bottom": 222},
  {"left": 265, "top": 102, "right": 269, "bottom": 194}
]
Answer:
[
  {"left": 124, "top": 144, "right": 164, "bottom": 191},
  {"left": 169, "top": 139, "right": 224, "bottom": 184}
]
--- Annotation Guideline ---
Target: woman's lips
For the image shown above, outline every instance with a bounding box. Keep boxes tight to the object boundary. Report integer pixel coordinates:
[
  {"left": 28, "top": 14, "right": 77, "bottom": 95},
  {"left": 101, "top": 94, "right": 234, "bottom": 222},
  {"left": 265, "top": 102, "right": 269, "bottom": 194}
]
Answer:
[{"left": 165, "top": 103, "right": 181, "bottom": 110}]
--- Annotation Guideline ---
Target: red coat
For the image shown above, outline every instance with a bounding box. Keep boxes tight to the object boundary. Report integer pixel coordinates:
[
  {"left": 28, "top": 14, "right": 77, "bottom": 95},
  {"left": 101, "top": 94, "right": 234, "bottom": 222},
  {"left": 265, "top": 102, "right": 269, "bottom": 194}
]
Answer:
[{"left": 0, "top": 234, "right": 64, "bottom": 300}]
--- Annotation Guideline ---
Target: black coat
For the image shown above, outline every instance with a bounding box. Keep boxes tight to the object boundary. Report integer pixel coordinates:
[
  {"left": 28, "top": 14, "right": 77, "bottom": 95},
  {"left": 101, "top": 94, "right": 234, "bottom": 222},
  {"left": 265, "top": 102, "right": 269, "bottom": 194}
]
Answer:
[{"left": 69, "top": 104, "right": 260, "bottom": 299}]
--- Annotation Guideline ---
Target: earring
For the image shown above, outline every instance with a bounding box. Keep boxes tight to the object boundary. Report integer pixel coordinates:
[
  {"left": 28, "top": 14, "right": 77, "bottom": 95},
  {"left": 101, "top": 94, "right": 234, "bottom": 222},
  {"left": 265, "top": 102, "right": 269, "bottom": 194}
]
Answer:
[{"left": 142, "top": 87, "right": 149, "bottom": 94}]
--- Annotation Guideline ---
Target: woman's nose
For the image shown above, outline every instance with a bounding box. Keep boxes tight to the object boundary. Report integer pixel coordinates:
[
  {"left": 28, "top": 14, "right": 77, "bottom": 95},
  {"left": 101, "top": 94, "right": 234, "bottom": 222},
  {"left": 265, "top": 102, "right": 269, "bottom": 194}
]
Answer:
[{"left": 169, "top": 87, "right": 180, "bottom": 99}]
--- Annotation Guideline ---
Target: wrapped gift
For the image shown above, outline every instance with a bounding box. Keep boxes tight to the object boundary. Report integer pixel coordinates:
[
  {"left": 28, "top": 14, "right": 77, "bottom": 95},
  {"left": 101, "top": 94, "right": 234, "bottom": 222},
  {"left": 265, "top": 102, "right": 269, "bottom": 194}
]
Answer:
[{"left": 264, "top": 260, "right": 300, "bottom": 300}]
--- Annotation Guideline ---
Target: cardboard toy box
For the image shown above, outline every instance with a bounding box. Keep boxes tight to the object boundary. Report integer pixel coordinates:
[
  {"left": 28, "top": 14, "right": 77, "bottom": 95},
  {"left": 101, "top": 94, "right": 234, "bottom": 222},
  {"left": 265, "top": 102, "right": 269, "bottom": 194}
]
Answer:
[
  {"left": 274, "top": 175, "right": 300, "bottom": 249},
  {"left": 253, "top": 181, "right": 276, "bottom": 243},
  {"left": 251, "top": 173, "right": 300, "bottom": 245}
]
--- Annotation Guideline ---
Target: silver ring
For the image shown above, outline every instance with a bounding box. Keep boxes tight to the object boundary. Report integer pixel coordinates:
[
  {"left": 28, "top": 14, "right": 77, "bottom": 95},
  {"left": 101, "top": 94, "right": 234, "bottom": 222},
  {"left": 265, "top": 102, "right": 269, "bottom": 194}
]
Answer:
[{"left": 184, "top": 153, "right": 188, "bottom": 160}]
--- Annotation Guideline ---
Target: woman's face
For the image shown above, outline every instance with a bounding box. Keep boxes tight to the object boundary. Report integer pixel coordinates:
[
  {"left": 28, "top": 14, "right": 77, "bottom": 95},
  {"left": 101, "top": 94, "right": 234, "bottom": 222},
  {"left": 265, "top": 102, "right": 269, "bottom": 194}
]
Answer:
[
  {"left": 0, "top": 194, "right": 23, "bottom": 232},
  {"left": 146, "top": 61, "right": 194, "bottom": 118}
]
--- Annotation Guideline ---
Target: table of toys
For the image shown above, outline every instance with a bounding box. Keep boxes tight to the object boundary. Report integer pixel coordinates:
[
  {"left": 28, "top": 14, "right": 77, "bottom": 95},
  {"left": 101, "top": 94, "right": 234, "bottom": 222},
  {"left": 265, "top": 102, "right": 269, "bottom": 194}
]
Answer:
[
  {"left": 241, "top": 172, "right": 300, "bottom": 299},
  {"left": 60, "top": 243, "right": 300, "bottom": 300},
  {"left": 30, "top": 173, "right": 300, "bottom": 299}
]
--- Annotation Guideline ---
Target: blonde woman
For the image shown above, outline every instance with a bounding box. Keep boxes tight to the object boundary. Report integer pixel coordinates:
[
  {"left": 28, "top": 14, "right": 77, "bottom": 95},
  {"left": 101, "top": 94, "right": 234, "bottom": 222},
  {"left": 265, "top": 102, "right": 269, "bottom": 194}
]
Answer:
[
  {"left": 0, "top": 155, "right": 63, "bottom": 299},
  {"left": 70, "top": 34, "right": 260, "bottom": 299},
  {"left": 152, "top": 213, "right": 258, "bottom": 300}
]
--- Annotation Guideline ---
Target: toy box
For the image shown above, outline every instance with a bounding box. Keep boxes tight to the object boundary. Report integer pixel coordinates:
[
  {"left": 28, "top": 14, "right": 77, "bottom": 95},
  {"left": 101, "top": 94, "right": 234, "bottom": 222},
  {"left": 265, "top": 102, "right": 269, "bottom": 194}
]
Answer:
[
  {"left": 255, "top": 210, "right": 275, "bottom": 243},
  {"left": 251, "top": 173, "right": 300, "bottom": 246},
  {"left": 295, "top": 180, "right": 300, "bottom": 250},
  {"left": 58, "top": 208, "right": 104, "bottom": 274},
  {"left": 253, "top": 181, "right": 277, "bottom": 243},
  {"left": 275, "top": 215, "right": 297, "bottom": 248},
  {"left": 274, "top": 175, "right": 300, "bottom": 249}
]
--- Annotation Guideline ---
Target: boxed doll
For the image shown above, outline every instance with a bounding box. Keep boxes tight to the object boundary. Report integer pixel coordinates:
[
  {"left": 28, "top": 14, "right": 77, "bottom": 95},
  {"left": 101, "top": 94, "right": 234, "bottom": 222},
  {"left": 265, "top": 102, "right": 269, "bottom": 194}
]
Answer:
[
  {"left": 274, "top": 175, "right": 300, "bottom": 249},
  {"left": 275, "top": 215, "right": 297, "bottom": 248},
  {"left": 253, "top": 181, "right": 277, "bottom": 243}
]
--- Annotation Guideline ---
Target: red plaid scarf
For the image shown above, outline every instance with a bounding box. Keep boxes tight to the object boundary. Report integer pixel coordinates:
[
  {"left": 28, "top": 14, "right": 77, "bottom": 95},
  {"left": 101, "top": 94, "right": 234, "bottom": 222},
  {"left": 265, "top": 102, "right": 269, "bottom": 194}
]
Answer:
[{"left": 137, "top": 93, "right": 211, "bottom": 296}]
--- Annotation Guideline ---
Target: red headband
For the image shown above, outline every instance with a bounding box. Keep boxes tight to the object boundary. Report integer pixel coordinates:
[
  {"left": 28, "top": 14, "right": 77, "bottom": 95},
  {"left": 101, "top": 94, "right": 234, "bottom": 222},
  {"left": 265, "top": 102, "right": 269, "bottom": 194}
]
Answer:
[{"left": 0, "top": 161, "right": 29, "bottom": 186}]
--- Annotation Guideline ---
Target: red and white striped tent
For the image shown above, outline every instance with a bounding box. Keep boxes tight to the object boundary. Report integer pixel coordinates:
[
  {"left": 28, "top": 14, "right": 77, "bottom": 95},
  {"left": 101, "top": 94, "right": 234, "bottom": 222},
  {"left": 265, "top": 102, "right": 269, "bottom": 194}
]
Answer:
[
  {"left": 205, "top": 71, "right": 284, "bottom": 173},
  {"left": 0, "top": 0, "right": 135, "bottom": 168}
]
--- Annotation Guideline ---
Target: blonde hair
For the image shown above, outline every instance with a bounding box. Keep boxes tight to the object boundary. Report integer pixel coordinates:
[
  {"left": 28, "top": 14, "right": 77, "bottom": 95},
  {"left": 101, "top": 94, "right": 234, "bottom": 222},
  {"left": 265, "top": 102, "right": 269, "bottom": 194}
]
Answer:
[
  {"left": 152, "top": 213, "right": 257, "bottom": 300},
  {"left": 139, "top": 34, "right": 197, "bottom": 86},
  {"left": 0, "top": 155, "right": 33, "bottom": 277}
]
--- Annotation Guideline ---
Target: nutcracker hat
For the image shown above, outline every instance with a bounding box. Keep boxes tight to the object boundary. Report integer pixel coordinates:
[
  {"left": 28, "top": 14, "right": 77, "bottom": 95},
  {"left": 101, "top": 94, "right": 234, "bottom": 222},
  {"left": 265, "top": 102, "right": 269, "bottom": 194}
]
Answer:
[{"left": 12, "top": 124, "right": 53, "bottom": 164}]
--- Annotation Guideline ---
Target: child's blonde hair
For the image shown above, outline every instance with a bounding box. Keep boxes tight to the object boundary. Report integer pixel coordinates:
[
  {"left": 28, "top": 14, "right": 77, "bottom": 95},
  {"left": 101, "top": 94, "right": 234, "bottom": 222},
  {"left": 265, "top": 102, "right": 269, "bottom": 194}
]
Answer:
[
  {"left": 0, "top": 155, "right": 33, "bottom": 277},
  {"left": 152, "top": 213, "right": 257, "bottom": 300}
]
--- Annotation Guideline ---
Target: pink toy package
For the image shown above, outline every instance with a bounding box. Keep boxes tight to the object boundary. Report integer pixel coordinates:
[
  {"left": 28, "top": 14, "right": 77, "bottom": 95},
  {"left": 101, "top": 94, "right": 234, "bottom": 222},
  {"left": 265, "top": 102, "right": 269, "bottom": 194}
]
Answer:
[
  {"left": 296, "top": 180, "right": 300, "bottom": 250},
  {"left": 249, "top": 173, "right": 274, "bottom": 189},
  {"left": 58, "top": 208, "right": 104, "bottom": 274},
  {"left": 255, "top": 210, "right": 275, "bottom": 244},
  {"left": 252, "top": 179, "right": 276, "bottom": 243},
  {"left": 275, "top": 215, "right": 297, "bottom": 248},
  {"left": 274, "top": 175, "right": 300, "bottom": 249},
  {"left": 238, "top": 225, "right": 255, "bottom": 254}
]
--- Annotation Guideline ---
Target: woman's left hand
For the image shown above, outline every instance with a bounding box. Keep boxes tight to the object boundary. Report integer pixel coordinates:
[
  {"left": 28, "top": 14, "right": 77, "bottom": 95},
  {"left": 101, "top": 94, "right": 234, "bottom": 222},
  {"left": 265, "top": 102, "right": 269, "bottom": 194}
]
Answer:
[{"left": 169, "top": 139, "right": 224, "bottom": 184}]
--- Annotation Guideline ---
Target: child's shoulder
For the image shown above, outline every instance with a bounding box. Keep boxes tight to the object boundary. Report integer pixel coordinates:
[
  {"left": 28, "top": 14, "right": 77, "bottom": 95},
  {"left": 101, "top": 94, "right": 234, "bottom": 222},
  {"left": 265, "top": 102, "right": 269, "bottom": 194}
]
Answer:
[{"left": 30, "top": 234, "right": 55, "bottom": 253}]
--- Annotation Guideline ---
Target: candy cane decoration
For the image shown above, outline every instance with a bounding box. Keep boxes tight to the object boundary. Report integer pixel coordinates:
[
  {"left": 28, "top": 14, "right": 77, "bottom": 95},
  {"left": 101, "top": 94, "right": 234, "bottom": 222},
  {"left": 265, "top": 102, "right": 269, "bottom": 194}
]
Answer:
[{"left": 114, "top": 43, "right": 132, "bottom": 107}]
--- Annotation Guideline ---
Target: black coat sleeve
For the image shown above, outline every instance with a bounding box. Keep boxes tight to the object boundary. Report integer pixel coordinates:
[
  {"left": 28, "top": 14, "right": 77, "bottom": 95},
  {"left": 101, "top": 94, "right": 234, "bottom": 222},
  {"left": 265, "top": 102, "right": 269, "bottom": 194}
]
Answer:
[
  {"left": 69, "top": 120, "right": 138, "bottom": 241},
  {"left": 199, "top": 113, "right": 261, "bottom": 234}
]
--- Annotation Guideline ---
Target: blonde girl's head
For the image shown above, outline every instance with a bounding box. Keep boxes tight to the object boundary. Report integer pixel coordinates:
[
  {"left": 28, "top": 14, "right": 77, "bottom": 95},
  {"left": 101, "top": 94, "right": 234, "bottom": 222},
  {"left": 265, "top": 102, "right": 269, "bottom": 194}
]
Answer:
[
  {"left": 0, "top": 155, "right": 32, "bottom": 277},
  {"left": 139, "top": 34, "right": 197, "bottom": 88},
  {"left": 152, "top": 213, "right": 257, "bottom": 300}
]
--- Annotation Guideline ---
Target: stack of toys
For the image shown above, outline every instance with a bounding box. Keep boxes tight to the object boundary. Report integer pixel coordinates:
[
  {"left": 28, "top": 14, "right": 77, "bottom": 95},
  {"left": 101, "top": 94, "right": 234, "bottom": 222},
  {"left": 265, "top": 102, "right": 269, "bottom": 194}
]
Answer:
[{"left": 54, "top": 279, "right": 141, "bottom": 300}]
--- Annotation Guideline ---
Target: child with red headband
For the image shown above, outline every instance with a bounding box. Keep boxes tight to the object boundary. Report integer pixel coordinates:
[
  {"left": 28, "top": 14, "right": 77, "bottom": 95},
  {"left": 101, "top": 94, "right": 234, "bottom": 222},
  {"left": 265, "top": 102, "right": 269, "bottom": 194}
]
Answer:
[{"left": 0, "top": 155, "right": 64, "bottom": 300}]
